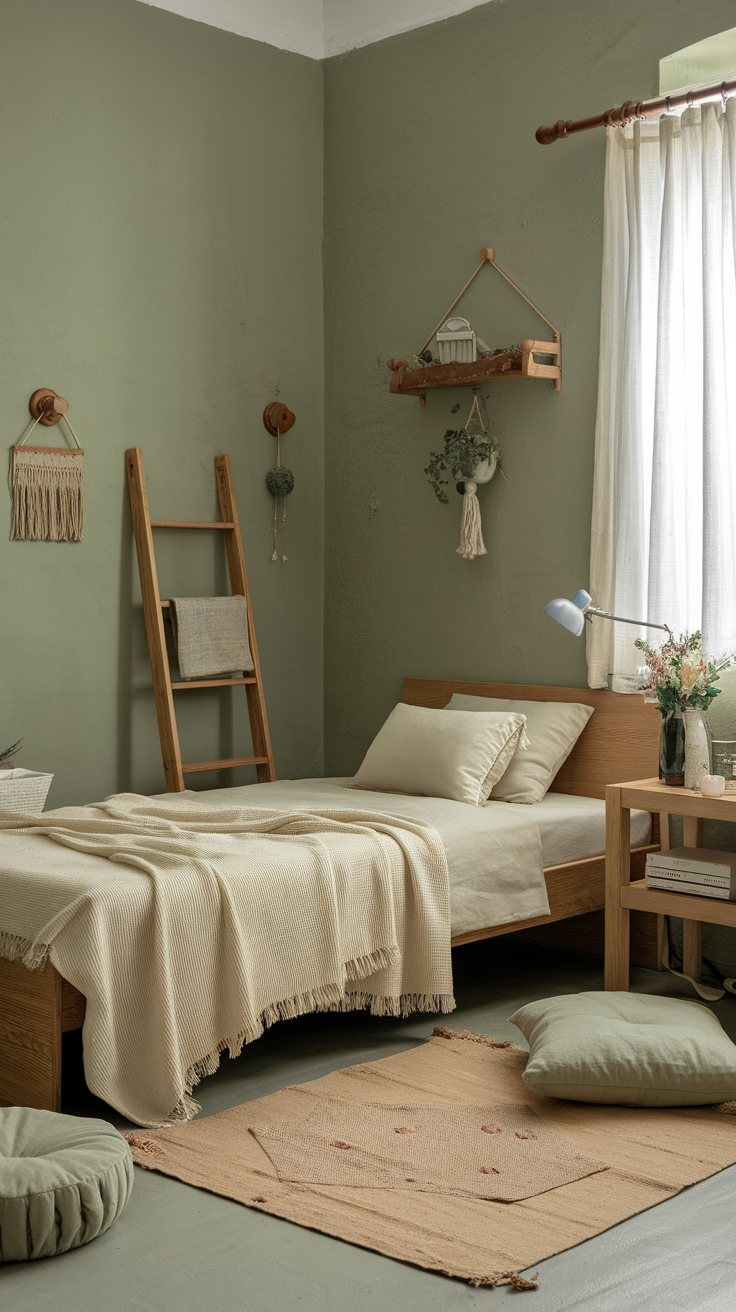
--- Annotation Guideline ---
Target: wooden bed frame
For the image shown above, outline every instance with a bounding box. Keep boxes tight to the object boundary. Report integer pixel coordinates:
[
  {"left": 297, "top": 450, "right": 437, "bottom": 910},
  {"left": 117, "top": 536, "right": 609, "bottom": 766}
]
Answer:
[{"left": 0, "top": 678, "right": 662, "bottom": 1114}]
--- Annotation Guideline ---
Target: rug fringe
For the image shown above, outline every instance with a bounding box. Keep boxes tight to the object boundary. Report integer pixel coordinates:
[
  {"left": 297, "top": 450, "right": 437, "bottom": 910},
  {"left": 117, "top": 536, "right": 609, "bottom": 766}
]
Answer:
[
  {"left": 469, "top": 1271, "right": 540, "bottom": 1290},
  {"left": 432, "top": 1025, "right": 524, "bottom": 1052}
]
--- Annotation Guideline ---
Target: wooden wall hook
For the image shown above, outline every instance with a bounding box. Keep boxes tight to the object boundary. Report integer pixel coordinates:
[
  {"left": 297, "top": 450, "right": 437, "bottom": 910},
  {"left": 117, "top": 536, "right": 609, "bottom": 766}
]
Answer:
[
  {"left": 263, "top": 402, "right": 296, "bottom": 437},
  {"left": 29, "top": 389, "right": 70, "bottom": 427}
]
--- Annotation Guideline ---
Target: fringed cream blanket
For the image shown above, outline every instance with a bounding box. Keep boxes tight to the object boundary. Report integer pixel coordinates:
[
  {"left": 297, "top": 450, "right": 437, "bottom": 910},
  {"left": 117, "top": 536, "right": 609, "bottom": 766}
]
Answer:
[{"left": 0, "top": 794, "right": 454, "bottom": 1127}]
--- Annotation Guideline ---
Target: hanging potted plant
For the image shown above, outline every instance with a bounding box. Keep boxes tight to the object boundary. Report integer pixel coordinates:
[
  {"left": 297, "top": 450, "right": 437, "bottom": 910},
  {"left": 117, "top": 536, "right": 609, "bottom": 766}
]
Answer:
[{"left": 424, "top": 393, "right": 500, "bottom": 560}]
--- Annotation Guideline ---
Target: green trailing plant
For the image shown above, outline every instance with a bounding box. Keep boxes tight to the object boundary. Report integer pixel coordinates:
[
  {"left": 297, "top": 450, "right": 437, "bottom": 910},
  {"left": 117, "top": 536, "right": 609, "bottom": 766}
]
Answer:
[{"left": 425, "top": 427, "right": 500, "bottom": 504}]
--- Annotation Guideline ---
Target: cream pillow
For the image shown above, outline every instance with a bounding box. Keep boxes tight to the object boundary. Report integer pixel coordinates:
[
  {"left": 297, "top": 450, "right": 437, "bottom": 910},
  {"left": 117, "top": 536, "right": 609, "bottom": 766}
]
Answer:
[
  {"left": 445, "top": 694, "right": 594, "bottom": 804},
  {"left": 509, "top": 992, "right": 736, "bottom": 1106},
  {"left": 351, "top": 703, "right": 528, "bottom": 806}
]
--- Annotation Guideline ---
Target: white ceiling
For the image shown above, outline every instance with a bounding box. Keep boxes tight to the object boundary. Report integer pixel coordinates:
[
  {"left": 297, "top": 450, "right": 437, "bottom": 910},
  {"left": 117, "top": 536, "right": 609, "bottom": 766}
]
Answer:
[{"left": 136, "top": 0, "right": 495, "bottom": 60}]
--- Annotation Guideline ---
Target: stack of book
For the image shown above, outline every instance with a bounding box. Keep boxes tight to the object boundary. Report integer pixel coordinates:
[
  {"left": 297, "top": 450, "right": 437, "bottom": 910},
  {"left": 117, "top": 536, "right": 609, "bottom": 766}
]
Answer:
[{"left": 645, "top": 848, "right": 736, "bottom": 901}]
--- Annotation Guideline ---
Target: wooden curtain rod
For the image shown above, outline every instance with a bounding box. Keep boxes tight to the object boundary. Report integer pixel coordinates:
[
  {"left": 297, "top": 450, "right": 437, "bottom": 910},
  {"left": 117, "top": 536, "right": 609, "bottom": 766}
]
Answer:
[{"left": 536, "top": 74, "right": 736, "bottom": 145}]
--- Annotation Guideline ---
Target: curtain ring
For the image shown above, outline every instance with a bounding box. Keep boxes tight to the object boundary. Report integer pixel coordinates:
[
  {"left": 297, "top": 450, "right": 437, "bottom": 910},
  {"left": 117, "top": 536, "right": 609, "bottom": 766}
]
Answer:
[
  {"left": 665, "top": 96, "right": 672, "bottom": 114},
  {"left": 722, "top": 82, "right": 729, "bottom": 114},
  {"left": 687, "top": 91, "right": 694, "bottom": 109}
]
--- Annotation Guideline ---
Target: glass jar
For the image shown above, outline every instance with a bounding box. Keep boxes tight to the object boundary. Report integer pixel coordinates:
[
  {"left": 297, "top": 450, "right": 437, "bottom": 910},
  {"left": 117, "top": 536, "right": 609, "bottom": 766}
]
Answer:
[
  {"left": 682, "top": 706, "right": 712, "bottom": 791},
  {"left": 659, "top": 708, "right": 685, "bottom": 786},
  {"left": 712, "top": 740, "right": 736, "bottom": 791}
]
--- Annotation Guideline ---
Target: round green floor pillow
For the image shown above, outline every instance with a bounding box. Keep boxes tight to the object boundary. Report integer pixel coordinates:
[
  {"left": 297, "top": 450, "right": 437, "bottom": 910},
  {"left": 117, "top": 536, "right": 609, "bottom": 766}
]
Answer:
[
  {"left": 509, "top": 991, "right": 736, "bottom": 1106},
  {"left": 0, "top": 1107, "right": 134, "bottom": 1262}
]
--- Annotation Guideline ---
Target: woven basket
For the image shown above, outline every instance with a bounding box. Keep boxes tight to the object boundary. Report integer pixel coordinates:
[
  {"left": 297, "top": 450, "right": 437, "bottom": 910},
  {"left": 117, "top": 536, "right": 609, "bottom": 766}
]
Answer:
[{"left": 0, "top": 768, "right": 53, "bottom": 817}]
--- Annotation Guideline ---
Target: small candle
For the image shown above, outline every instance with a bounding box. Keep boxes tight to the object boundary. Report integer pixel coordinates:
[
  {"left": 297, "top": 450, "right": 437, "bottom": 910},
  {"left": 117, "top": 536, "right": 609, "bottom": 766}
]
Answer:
[{"left": 701, "top": 774, "right": 726, "bottom": 797}]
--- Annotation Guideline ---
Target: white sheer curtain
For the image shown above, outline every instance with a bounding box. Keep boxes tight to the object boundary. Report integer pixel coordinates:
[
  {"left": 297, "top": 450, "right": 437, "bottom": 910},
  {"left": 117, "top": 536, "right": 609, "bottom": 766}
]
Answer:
[{"left": 588, "top": 99, "right": 736, "bottom": 689}]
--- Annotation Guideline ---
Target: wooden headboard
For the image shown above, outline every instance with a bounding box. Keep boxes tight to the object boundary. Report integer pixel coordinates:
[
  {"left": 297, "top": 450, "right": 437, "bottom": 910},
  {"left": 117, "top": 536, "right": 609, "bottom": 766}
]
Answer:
[{"left": 402, "top": 677, "right": 660, "bottom": 800}]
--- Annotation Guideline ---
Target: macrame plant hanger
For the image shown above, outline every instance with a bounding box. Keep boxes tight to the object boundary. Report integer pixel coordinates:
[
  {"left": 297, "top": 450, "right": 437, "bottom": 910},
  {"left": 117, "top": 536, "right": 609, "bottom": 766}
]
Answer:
[
  {"left": 263, "top": 402, "right": 296, "bottom": 563},
  {"left": 10, "top": 389, "right": 84, "bottom": 542},
  {"left": 456, "top": 389, "right": 498, "bottom": 561}
]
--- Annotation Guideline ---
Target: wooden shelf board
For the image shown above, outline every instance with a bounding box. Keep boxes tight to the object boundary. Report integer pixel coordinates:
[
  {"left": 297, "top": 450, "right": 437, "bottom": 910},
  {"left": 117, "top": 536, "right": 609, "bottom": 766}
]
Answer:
[
  {"left": 615, "top": 778, "right": 736, "bottom": 821},
  {"left": 387, "top": 339, "right": 561, "bottom": 399},
  {"left": 620, "top": 878, "right": 736, "bottom": 927}
]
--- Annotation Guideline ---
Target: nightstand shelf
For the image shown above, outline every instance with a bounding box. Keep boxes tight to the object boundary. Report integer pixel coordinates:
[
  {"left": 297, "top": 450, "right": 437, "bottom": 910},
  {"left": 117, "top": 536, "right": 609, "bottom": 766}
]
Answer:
[{"left": 605, "top": 777, "right": 736, "bottom": 990}]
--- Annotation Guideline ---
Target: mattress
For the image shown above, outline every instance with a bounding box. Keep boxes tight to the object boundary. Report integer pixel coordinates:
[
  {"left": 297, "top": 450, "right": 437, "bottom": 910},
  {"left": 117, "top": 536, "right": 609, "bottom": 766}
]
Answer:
[{"left": 172, "top": 779, "right": 651, "bottom": 938}]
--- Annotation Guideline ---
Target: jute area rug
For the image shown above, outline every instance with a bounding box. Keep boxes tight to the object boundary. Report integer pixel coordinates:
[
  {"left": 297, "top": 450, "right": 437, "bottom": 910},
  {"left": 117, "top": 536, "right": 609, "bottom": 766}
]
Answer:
[{"left": 127, "top": 1027, "right": 736, "bottom": 1289}]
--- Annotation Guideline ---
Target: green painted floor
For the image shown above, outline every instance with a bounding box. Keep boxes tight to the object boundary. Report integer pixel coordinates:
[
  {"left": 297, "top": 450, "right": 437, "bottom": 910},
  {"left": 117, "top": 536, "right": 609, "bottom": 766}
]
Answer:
[{"left": 3, "top": 940, "right": 736, "bottom": 1311}]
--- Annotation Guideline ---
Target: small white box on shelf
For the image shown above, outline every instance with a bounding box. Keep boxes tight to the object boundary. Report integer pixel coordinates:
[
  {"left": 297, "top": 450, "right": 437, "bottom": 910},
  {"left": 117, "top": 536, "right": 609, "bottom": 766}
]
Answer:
[
  {"left": 436, "top": 316, "right": 477, "bottom": 365},
  {"left": 0, "top": 768, "right": 53, "bottom": 817}
]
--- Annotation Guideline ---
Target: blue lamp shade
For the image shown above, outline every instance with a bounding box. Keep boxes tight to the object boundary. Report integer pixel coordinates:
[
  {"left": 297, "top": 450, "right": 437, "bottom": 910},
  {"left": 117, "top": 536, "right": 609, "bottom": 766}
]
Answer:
[{"left": 543, "top": 589, "right": 592, "bottom": 637}]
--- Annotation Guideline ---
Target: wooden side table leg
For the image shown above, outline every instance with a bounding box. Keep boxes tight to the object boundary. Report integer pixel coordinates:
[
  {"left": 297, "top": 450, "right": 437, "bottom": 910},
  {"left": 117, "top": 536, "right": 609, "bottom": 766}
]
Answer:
[
  {"left": 605, "top": 785, "right": 631, "bottom": 990},
  {"left": 656, "top": 812, "right": 670, "bottom": 969},
  {"left": 682, "top": 815, "right": 704, "bottom": 984}
]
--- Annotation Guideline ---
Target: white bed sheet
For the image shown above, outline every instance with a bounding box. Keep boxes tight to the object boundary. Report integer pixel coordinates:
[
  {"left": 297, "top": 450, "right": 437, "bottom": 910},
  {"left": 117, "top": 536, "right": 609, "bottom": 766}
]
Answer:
[
  {"left": 170, "top": 779, "right": 651, "bottom": 938},
  {"left": 493, "top": 792, "right": 652, "bottom": 869}
]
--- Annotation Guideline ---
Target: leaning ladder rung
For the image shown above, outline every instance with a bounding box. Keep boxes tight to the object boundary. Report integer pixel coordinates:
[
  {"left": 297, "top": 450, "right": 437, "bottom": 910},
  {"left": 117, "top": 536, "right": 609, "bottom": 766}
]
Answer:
[
  {"left": 171, "top": 677, "right": 257, "bottom": 689},
  {"left": 150, "top": 520, "right": 235, "bottom": 529},
  {"left": 182, "top": 756, "right": 270, "bottom": 773}
]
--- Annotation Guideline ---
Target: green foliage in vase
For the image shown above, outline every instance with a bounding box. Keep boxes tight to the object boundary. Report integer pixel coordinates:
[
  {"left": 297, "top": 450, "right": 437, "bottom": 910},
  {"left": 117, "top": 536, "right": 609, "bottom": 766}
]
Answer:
[
  {"left": 635, "top": 631, "right": 733, "bottom": 713},
  {"left": 425, "top": 427, "right": 500, "bottom": 504}
]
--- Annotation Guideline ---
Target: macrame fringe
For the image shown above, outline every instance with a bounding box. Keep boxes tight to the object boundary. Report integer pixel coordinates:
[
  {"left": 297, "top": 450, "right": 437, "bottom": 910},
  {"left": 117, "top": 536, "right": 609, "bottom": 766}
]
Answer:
[
  {"left": 0, "top": 929, "right": 51, "bottom": 970},
  {"left": 456, "top": 481, "right": 486, "bottom": 561},
  {"left": 157, "top": 953, "right": 456, "bottom": 1126},
  {"left": 11, "top": 449, "right": 84, "bottom": 542}
]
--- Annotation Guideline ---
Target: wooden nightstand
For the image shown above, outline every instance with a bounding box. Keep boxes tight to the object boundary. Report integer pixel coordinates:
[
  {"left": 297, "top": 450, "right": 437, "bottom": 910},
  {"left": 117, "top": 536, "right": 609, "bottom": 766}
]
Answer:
[{"left": 605, "top": 778, "right": 736, "bottom": 990}]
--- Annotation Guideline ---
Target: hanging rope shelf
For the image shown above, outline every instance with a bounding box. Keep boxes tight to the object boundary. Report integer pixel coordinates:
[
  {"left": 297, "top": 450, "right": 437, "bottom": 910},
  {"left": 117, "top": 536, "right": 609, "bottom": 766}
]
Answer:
[{"left": 387, "top": 247, "right": 561, "bottom": 404}]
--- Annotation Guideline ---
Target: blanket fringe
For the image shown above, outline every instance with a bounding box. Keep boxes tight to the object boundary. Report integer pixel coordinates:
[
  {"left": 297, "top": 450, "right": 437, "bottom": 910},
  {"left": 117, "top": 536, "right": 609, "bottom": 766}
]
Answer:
[
  {"left": 0, "top": 930, "right": 50, "bottom": 970},
  {"left": 162, "top": 979, "right": 457, "bottom": 1125}
]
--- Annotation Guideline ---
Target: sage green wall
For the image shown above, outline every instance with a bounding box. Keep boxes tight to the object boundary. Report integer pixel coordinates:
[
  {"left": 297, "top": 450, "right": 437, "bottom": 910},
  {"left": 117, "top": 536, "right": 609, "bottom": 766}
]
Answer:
[
  {"left": 322, "top": 0, "right": 736, "bottom": 978},
  {"left": 322, "top": 0, "right": 736, "bottom": 776},
  {"left": 0, "top": 0, "right": 324, "bottom": 807}
]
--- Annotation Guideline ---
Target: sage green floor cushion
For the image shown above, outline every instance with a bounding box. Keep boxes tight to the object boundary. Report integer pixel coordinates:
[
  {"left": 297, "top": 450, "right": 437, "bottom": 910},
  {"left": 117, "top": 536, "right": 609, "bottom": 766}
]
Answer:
[
  {"left": 509, "top": 991, "right": 736, "bottom": 1106},
  {"left": 0, "top": 1107, "right": 134, "bottom": 1262}
]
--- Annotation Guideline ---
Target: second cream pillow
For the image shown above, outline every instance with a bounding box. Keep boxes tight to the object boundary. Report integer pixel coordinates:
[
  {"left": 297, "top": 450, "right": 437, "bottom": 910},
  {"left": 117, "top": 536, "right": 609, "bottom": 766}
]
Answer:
[
  {"left": 446, "top": 694, "right": 594, "bottom": 804},
  {"left": 352, "top": 703, "right": 528, "bottom": 806}
]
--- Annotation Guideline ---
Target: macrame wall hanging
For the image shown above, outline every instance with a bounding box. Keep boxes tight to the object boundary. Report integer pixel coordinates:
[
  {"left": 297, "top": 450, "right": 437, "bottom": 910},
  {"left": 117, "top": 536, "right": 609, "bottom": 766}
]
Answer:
[
  {"left": 11, "top": 389, "right": 84, "bottom": 542},
  {"left": 263, "top": 402, "right": 296, "bottom": 563}
]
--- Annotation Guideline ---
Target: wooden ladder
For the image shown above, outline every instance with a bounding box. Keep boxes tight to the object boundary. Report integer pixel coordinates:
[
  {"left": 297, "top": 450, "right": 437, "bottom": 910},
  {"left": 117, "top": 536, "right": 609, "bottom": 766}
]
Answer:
[{"left": 125, "top": 448, "right": 275, "bottom": 792}]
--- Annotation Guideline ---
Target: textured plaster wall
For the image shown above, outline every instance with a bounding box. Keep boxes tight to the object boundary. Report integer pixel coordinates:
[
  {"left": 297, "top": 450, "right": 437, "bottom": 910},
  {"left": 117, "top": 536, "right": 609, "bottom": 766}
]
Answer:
[
  {"left": 0, "top": 0, "right": 324, "bottom": 807},
  {"left": 322, "top": 0, "right": 736, "bottom": 777}
]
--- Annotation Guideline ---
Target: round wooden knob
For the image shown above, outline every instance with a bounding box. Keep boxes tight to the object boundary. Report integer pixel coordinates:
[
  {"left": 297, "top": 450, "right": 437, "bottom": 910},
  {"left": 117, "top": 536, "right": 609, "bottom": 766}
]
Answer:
[
  {"left": 29, "top": 388, "right": 70, "bottom": 427},
  {"left": 479, "top": 248, "right": 495, "bottom": 262},
  {"left": 263, "top": 402, "right": 296, "bottom": 437}
]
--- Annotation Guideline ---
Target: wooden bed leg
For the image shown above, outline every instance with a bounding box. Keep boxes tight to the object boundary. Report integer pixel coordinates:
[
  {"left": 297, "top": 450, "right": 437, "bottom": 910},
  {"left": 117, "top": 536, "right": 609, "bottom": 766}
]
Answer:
[
  {"left": 605, "top": 784, "right": 631, "bottom": 991},
  {"left": 0, "top": 957, "right": 62, "bottom": 1111}
]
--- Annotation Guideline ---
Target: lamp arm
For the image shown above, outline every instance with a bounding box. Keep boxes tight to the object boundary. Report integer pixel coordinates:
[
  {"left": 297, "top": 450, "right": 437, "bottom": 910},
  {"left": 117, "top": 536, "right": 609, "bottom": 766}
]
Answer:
[{"left": 585, "top": 607, "right": 673, "bottom": 637}]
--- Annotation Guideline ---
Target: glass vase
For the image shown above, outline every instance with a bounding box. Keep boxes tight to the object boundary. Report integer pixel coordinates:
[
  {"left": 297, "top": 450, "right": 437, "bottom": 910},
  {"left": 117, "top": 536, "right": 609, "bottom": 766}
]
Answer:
[
  {"left": 683, "top": 706, "right": 712, "bottom": 792},
  {"left": 659, "top": 708, "right": 685, "bottom": 786}
]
